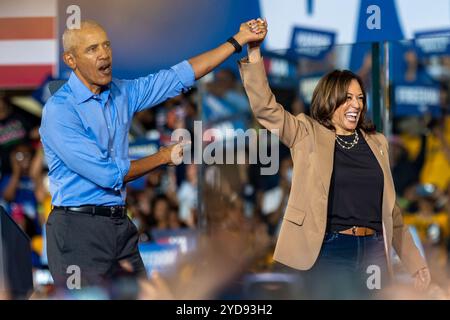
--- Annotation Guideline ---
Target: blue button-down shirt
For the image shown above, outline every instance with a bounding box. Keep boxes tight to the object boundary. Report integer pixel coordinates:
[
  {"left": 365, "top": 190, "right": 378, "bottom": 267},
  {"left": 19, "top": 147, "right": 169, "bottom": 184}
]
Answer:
[{"left": 39, "top": 61, "right": 195, "bottom": 206}]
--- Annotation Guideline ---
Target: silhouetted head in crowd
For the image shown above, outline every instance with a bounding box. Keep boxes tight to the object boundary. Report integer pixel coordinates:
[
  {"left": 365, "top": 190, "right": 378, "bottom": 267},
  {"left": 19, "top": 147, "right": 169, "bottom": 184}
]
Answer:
[
  {"left": 0, "top": 94, "right": 12, "bottom": 120},
  {"left": 10, "top": 143, "right": 34, "bottom": 176},
  {"left": 150, "top": 194, "right": 171, "bottom": 229},
  {"left": 215, "top": 69, "right": 238, "bottom": 90},
  {"left": 186, "top": 164, "right": 197, "bottom": 185}
]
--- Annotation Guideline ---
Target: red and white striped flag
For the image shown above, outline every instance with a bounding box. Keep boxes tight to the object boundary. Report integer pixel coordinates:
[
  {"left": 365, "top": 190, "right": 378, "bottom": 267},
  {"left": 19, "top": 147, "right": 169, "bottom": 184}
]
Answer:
[{"left": 0, "top": 0, "right": 58, "bottom": 89}]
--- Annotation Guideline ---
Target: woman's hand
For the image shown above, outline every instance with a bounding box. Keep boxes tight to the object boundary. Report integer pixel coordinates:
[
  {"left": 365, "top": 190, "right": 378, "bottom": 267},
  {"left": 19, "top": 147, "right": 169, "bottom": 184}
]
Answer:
[
  {"left": 244, "top": 18, "right": 267, "bottom": 63},
  {"left": 247, "top": 18, "right": 267, "bottom": 49},
  {"left": 233, "top": 18, "right": 267, "bottom": 49}
]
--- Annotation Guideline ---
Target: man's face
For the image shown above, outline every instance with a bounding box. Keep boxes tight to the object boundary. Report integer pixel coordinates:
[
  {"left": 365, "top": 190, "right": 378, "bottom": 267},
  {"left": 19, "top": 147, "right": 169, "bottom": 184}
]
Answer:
[{"left": 66, "top": 26, "right": 113, "bottom": 91}]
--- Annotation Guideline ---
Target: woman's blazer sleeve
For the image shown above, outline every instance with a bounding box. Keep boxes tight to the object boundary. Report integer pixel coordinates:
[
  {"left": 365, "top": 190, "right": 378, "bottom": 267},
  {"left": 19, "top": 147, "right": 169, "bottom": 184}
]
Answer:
[{"left": 238, "top": 58, "right": 308, "bottom": 148}]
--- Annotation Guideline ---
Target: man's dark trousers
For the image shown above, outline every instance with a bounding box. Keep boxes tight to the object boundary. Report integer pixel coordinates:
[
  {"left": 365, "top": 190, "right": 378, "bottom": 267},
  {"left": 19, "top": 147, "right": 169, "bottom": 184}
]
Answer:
[{"left": 46, "top": 208, "right": 146, "bottom": 289}]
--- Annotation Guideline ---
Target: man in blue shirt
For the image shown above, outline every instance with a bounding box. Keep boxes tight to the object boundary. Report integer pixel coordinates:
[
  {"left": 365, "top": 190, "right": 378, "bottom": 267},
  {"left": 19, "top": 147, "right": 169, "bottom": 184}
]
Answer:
[{"left": 40, "top": 19, "right": 265, "bottom": 289}]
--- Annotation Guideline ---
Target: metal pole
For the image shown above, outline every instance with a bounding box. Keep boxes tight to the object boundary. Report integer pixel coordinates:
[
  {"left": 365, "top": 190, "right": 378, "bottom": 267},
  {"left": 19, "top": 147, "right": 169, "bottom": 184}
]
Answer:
[
  {"left": 371, "top": 42, "right": 382, "bottom": 133},
  {"left": 195, "top": 81, "right": 206, "bottom": 231},
  {"left": 383, "top": 40, "right": 393, "bottom": 138}
]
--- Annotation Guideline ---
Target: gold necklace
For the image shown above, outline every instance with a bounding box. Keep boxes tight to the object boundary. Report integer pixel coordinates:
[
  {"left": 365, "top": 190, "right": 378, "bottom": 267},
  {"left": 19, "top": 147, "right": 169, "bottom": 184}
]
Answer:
[{"left": 335, "top": 130, "right": 359, "bottom": 150}]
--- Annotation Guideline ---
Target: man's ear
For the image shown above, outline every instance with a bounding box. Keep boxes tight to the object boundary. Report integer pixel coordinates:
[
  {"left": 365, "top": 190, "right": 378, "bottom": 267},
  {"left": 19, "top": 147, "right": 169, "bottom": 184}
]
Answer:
[{"left": 63, "top": 51, "right": 76, "bottom": 70}]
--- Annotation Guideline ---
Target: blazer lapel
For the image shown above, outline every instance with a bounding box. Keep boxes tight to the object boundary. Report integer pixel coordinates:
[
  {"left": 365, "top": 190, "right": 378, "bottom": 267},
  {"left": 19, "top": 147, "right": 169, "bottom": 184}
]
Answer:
[
  {"left": 362, "top": 131, "right": 383, "bottom": 166},
  {"left": 314, "top": 123, "right": 335, "bottom": 195}
]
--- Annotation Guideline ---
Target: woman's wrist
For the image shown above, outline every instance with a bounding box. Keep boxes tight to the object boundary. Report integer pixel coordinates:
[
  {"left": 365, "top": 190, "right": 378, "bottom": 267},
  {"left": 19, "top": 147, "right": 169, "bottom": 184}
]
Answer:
[{"left": 248, "top": 44, "right": 261, "bottom": 63}]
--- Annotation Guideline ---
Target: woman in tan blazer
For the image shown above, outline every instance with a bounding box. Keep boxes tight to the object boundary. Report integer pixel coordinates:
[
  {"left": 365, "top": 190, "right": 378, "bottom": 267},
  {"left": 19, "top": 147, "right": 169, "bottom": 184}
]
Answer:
[{"left": 238, "top": 19, "right": 431, "bottom": 299}]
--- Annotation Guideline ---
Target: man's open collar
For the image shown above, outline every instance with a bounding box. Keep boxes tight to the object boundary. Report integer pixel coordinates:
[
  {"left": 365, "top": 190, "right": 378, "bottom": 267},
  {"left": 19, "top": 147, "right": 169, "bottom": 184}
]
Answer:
[{"left": 68, "top": 71, "right": 111, "bottom": 105}]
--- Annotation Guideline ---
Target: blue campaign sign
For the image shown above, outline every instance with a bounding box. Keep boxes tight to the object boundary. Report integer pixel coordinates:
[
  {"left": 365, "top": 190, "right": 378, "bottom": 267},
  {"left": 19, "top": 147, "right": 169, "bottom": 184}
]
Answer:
[
  {"left": 202, "top": 92, "right": 250, "bottom": 140},
  {"left": 129, "top": 137, "right": 160, "bottom": 160},
  {"left": 262, "top": 52, "right": 299, "bottom": 89},
  {"left": 288, "top": 27, "right": 336, "bottom": 60},
  {"left": 138, "top": 242, "right": 180, "bottom": 277},
  {"left": 394, "top": 83, "right": 442, "bottom": 117},
  {"left": 354, "top": 0, "right": 404, "bottom": 43},
  {"left": 298, "top": 72, "right": 323, "bottom": 105},
  {"left": 151, "top": 228, "right": 199, "bottom": 255},
  {"left": 414, "top": 29, "right": 450, "bottom": 57},
  {"left": 127, "top": 137, "right": 160, "bottom": 190},
  {"left": 350, "top": 0, "right": 404, "bottom": 71}
]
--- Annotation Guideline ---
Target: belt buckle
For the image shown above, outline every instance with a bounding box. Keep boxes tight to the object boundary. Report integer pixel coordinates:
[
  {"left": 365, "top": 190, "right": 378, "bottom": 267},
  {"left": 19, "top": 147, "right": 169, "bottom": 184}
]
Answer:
[
  {"left": 352, "top": 226, "right": 357, "bottom": 236},
  {"left": 110, "top": 206, "right": 118, "bottom": 218},
  {"left": 110, "top": 206, "right": 124, "bottom": 218}
]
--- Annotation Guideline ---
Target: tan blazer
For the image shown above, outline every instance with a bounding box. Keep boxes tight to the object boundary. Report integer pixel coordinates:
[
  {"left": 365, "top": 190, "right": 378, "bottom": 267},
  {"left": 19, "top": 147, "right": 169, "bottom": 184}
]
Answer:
[{"left": 238, "top": 58, "right": 427, "bottom": 276}]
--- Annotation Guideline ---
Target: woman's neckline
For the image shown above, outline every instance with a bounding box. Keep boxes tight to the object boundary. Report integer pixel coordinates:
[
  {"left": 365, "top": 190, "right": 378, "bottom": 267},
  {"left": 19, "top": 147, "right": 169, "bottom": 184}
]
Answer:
[{"left": 336, "top": 130, "right": 358, "bottom": 137}]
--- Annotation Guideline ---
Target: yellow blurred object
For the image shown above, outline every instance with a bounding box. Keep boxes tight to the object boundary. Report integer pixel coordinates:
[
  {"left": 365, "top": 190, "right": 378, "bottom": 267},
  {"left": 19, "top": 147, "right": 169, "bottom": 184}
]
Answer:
[
  {"left": 31, "top": 235, "right": 43, "bottom": 256},
  {"left": 42, "top": 194, "right": 52, "bottom": 221},
  {"left": 403, "top": 211, "right": 449, "bottom": 243},
  {"left": 404, "top": 210, "right": 449, "bottom": 276},
  {"left": 400, "top": 133, "right": 422, "bottom": 161},
  {"left": 10, "top": 96, "right": 43, "bottom": 117},
  {"left": 420, "top": 133, "right": 450, "bottom": 191}
]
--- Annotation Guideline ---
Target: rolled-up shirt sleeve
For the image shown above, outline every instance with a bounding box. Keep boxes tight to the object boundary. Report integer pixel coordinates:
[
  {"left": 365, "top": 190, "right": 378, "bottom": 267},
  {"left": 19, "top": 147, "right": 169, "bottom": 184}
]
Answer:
[
  {"left": 113, "top": 156, "right": 130, "bottom": 191},
  {"left": 126, "top": 60, "right": 195, "bottom": 113},
  {"left": 40, "top": 104, "right": 129, "bottom": 190},
  {"left": 171, "top": 60, "right": 195, "bottom": 88}
]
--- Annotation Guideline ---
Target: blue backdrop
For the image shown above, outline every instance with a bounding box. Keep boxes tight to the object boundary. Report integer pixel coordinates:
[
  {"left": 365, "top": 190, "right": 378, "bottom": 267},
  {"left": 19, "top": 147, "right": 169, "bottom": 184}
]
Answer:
[{"left": 58, "top": 0, "right": 261, "bottom": 79}]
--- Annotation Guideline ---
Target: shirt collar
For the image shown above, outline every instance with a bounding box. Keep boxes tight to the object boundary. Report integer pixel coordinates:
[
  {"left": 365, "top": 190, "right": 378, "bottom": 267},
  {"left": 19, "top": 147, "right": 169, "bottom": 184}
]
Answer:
[{"left": 68, "top": 71, "right": 111, "bottom": 105}]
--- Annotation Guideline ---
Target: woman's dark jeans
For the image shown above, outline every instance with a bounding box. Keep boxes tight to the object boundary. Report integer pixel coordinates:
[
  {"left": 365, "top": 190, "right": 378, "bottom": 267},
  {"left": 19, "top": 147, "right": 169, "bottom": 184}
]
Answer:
[{"left": 303, "top": 231, "right": 390, "bottom": 299}]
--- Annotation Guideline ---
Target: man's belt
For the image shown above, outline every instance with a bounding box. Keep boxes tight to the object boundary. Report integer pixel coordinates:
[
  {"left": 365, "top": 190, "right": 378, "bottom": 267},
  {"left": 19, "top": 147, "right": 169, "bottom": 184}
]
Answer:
[{"left": 54, "top": 205, "right": 127, "bottom": 218}]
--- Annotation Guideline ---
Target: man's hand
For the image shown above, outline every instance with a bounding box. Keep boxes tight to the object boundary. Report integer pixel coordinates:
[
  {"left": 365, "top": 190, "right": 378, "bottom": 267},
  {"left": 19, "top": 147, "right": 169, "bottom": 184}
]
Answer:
[
  {"left": 125, "top": 142, "right": 187, "bottom": 183},
  {"left": 159, "top": 141, "right": 190, "bottom": 166},
  {"left": 187, "top": 17, "right": 267, "bottom": 80},
  {"left": 413, "top": 267, "right": 431, "bottom": 291},
  {"left": 234, "top": 18, "right": 268, "bottom": 49}
]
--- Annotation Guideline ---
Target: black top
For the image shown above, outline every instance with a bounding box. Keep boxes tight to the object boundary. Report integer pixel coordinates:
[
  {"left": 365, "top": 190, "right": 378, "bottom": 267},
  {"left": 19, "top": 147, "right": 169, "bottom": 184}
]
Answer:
[{"left": 327, "top": 130, "right": 384, "bottom": 232}]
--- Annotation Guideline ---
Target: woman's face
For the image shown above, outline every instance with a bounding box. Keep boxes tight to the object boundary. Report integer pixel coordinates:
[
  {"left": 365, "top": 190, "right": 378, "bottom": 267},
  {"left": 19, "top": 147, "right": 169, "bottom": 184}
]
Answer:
[{"left": 331, "top": 79, "right": 364, "bottom": 135}]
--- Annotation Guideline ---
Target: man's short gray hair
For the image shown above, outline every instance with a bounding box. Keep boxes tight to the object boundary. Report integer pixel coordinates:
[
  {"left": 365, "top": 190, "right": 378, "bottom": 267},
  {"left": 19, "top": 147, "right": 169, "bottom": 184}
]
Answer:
[{"left": 62, "top": 20, "right": 105, "bottom": 53}]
